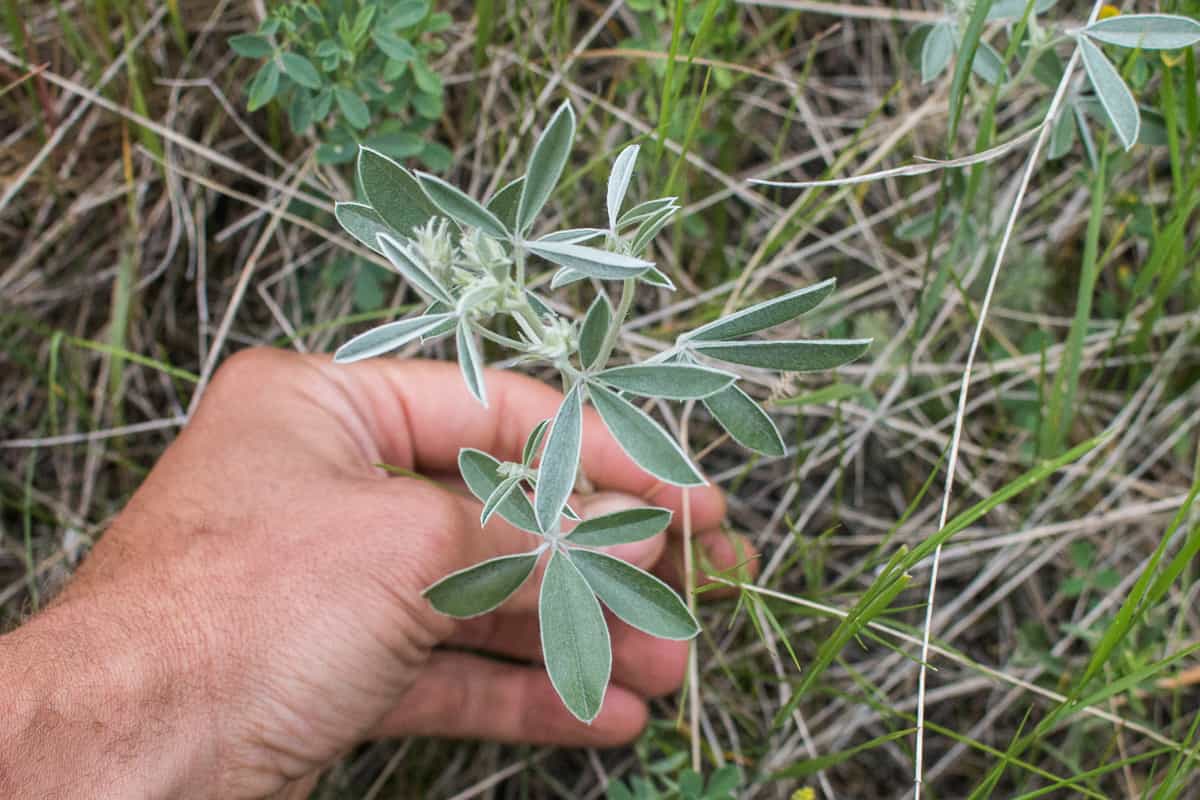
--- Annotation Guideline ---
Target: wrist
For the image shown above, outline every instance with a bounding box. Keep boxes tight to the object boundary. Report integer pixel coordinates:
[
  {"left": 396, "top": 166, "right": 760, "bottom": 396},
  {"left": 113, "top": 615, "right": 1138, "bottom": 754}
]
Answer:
[{"left": 0, "top": 599, "right": 216, "bottom": 799}]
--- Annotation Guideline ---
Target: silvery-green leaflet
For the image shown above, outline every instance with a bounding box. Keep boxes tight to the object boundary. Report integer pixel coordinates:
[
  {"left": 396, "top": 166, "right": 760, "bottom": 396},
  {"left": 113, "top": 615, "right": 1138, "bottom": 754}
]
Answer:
[{"left": 331, "top": 101, "right": 869, "bottom": 722}]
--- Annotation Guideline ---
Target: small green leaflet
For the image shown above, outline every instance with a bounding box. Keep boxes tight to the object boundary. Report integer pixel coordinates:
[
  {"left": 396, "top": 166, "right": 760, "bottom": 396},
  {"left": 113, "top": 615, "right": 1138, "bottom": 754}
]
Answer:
[
  {"left": 693, "top": 339, "right": 871, "bottom": 371},
  {"left": 228, "top": 33, "right": 273, "bottom": 58},
  {"left": 702, "top": 384, "right": 786, "bottom": 457},
  {"left": 358, "top": 148, "right": 439, "bottom": 235},
  {"left": 377, "top": 232, "right": 453, "bottom": 304},
  {"left": 334, "top": 86, "right": 370, "bottom": 130},
  {"left": 456, "top": 323, "right": 487, "bottom": 406},
  {"left": 568, "top": 507, "right": 671, "bottom": 547},
  {"left": 987, "top": 0, "right": 1056, "bottom": 20},
  {"left": 247, "top": 62, "right": 280, "bottom": 112},
  {"left": 971, "top": 41, "right": 1007, "bottom": 85},
  {"left": 1049, "top": 107, "right": 1078, "bottom": 160},
  {"left": 334, "top": 314, "right": 452, "bottom": 363},
  {"left": 334, "top": 202, "right": 392, "bottom": 255},
  {"left": 522, "top": 419, "right": 551, "bottom": 466},
  {"left": 485, "top": 177, "right": 524, "bottom": 232},
  {"left": 415, "top": 171, "right": 510, "bottom": 239},
  {"left": 458, "top": 449, "right": 541, "bottom": 533},
  {"left": 423, "top": 552, "right": 538, "bottom": 618},
  {"left": 517, "top": 101, "right": 576, "bottom": 234},
  {"left": 922, "top": 22, "right": 956, "bottom": 83},
  {"left": 539, "top": 550, "right": 611, "bottom": 723},
  {"left": 1078, "top": 35, "right": 1140, "bottom": 151},
  {"left": 534, "top": 385, "right": 584, "bottom": 533},
  {"left": 686, "top": 279, "right": 836, "bottom": 342},
  {"left": 1084, "top": 14, "right": 1200, "bottom": 51},
  {"left": 587, "top": 382, "right": 705, "bottom": 486},
  {"left": 280, "top": 52, "right": 322, "bottom": 89},
  {"left": 595, "top": 364, "right": 736, "bottom": 400},
  {"left": 528, "top": 240, "right": 653, "bottom": 280},
  {"left": 578, "top": 293, "right": 613, "bottom": 370},
  {"left": 607, "top": 144, "right": 640, "bottom": 230},
  {"left": 569, "top": 550, "right": 699, "bottom": 640}
]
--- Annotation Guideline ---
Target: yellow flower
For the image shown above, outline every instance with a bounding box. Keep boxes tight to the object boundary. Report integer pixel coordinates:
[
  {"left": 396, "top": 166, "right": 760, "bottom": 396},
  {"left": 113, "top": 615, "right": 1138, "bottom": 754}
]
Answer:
[
  {"left": 791, "top": 789, "right": 816, "bottom": 800},
  {"left": 1099, "top": 5, "right": 1121, "bottom": 20}
]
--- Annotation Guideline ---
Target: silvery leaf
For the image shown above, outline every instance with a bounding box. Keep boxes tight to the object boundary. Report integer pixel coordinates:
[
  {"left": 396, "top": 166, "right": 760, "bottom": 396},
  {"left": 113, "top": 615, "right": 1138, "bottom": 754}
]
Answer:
[
  {"left": 921, "top": 22, "right": 956, "bottom": 84},
  {"left": 693, "top": 339, "right": 871, "bottom": 372},
  {"left": 972, "top": 41, "right": 1008, "bottom": 85},
  {"left": 377, "top": 232, "right": 453, "bottom": 304},
  {"left": 586, "top": 382, "right": 705, "bottom": 486},
  {"left": 518, "top": 101, "right": 576, "bottom": 234},
  {"left": 630, "top": 205, "right": 678, "bottom": 255},
  {"left": 987, "top": 0, "right": 1056, "bottom": 20},
  {"left": 334, "top": 314, "right": 453, "bottom": 363},
  {"left": 640, "top": 267, "right": 677, "bottom": 290},
  {"left": 416, "top": 171, "right": 510, "bottom": 239},
  {"left": 485, "top": 176, "right": 524, "bottom": 232},
  {"left": 567, "top": 507, "right": 671, "bottom": 547},
  {"left": 703, "top": 384, "right": 786, "bottom": 457},
  {"left": 596, "top": 364, "right": 736, "bottom": 400},
  {"left": 534, "top": 384, "right": 584, "bottom": 533},
  {"left": 569, "top": 549, "right": 699, "bottom": 640},
  {"left": 607, "top": 144, "right": 640, "bottom": 230},
  {"left": 1084, "top": 14, "right": 1200, "bottom": 50},
  {"left": 538, "top": 228, "right": 608, "bottom": 244},
  {"left": 458, "top": 448, "right": 540, "bottom": 533},
  {"left": 528, "top": 240, "right": 653, "bottom": 281},
  {"left": 550, "top": 268, "right": 588, "bottom": 290},
  {"left": 616, "top": 197, "right": 678, "bottom": 229},
  {"left": 480, "top": 476, "right": 522, "bottom": 527},
  {"left": 522, "top": 419, "right": 551, "bottom": 466},
  {"left": 539, "top": 550, "right": 610, "bottom": 723},
  {"left": 334, "top": 202, "right": 393, "bottom": 255},
  {"left": 1048, "top": 106, "right": 1077, "bottom": 160},
  {"left": 579, "top": 293, "right": 613, "bottom": 370},
  {"left": 423, "top": 552, "right": 538, "bottom": 618},
  {"left": 456, "top": 322, "right": 488, "bottom": 406},
  {"left": 1079, "top": 35, "right": 1140, "bottom": 151},
  {"left": 686, "top": 279, "right": 836, "bottom": 342},
  {"left": 358, "top": 147, "right": 438, "bottom": 235}
]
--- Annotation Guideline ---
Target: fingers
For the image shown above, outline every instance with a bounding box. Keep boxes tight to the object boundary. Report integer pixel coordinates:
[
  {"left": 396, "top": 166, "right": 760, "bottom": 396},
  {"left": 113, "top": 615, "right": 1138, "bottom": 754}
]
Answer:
[
  {"left": 371, "top": 651, "right": 648, "bottom": 746},
  {"left": 448, "top": 612, "right": 689, "bottom": 699},
  {"left": 318, "top": 357, "right": 727, "bottom": 531}
]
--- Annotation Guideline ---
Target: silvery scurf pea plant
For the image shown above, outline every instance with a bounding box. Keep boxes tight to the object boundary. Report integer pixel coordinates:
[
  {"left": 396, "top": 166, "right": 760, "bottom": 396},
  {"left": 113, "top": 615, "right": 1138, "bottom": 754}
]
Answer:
[{"left": 329, "top": 101, "right": 870, "bottom": 721}]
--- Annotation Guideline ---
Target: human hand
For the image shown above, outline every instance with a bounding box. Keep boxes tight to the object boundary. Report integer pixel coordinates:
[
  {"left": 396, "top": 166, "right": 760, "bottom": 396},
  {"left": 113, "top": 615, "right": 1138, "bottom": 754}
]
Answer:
[{"left": 0, "top": 349, "right": 753, "bottom": 799}]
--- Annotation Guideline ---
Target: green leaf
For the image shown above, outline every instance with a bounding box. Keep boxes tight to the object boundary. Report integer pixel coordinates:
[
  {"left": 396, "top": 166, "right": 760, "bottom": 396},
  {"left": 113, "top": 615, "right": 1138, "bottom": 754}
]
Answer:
[
  {"left": 517, "top": 101, "right": 576, "bottom": 234},
  {"left": 377, "top": 232, "right": 453, "bottom": 304},
  {"left": 527, "top": 240, "right": 652, "bottom": 281},
  {"left": 534, "top": 384, "right": 583, "bottom": 533},
  {"left": 987, "top": 0, "right": 1056, "bottom": 20},
  {"left": 334, "top": 85, "right": 370, "bottom": 129},
  {"left": 247, "top": 62, "right": 281, "bottom": 112},
  {"left": 363, "top": 130, "right": 423, "bottom": 159},
  {"left": 485, "top": 177, "right": 524, "bottom": 232},
  {"left": 456, "top": 322, "right": 487, "bottom": 406},
  {"left": 480, "top": 476, "right": 521, "bottom": 527},
  {"left": 617, "top": 197, "right": 677, "bottom": 228},
  {"left": 692, "top": 339, "right": 871, "bottom": 371},
  {"left": 522, "top": 419, "right": 551, "bottom": 466},
  {"left": 539, "top": 551, "right": 611, "bottom": 723},
  {"left": 333, "top": 314, "right": 452, "bottom": 363},
  {"left": 1084, "top": 14, "right": 1200, "bottom": 50},
  {"left": 921, "top": 22, "right": 955, "bottom": 83},
  {"left": 385, "top": 0, "right": 430, "bottom": 27},
  {"left": 640, "top": 267, "right": 676, "bottom": 290},
  {"left": 280, "top": 52, "right": 323, "bottom": 89},
  {"left": 578, "top": 293, "right": 613, "bottom": 370},
  {"left": 358, "top": 147, "right": 439, "bottom": 235},
  {"left": 687, "top": 279, "right": 836, "bottom": 341},
  {"left": 458, "top": 449, "right": 540, "bottom": 533},
  {"left": 373, "top": 30, "right": 418, "bottom": 60},
  {"left": 570, "top": 550, "right": 699, "bottom": 640},
  {"left": 702, "top": 384, "right": 785, "bottom": 457},
  {"left": 334, "top": 202, "right": 392, "bottom": 254},
  {"left": 971, "top": 41, "right": 1007, "bottom": 85},
  {"left": 1048, "top": 107, "right": 1077, "bottom": 160},
  {"left": 587, "top": 382, "right": 705, "bottom": 486},
  {"left": 537, "top": 227, "right": 607, "bottom": 244},
  {"left": 411, "top": 59, "right": 442, "bottom": 94},
  {"left": 607, "top": 144, "right": 640, "bottom": 229},
  {"left": 596, "top": 364, "right": 736, "bottom": 400},
  {"left": 1079, "top": 35, "right": 1139, "bottom": 151},
  {"left": 415, "top": 171, "right": 509, "bottom": 238},
  {"left": 423, "top": 552, "right": 538, "bottom": 618},
  {"left": 629, "top": 205, "right": 678, "bottom": 255},
  {"left": 568, "top": 507, "right": 671, "bottom": 547},
  {"left": 229, "top": 33, "right": 273, "bottom": 58}
]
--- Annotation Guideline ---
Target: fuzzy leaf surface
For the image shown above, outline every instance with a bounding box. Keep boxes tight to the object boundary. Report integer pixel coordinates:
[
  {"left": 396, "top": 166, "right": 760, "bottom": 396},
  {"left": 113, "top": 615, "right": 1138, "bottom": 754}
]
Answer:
[
  {"left": 377, "top": 232, "right": 453, "bottom": 303},
  {"left": 334, "top": 314, "right": 451, "bottom": 363},
  {"left": 358, "top": 148, "right": 438, "bottom": 235},
  {"left": 568, "top": 507, "right": 671, "bottom": 547},
  {"left": 527, "top": 240, "right": 653, "bottom": 280},
  {"left": 702, "top": 384, "right": 785, "bottom": 457},
  {"left": 579, "top": 293, "right": 613, "bottom": 370},
  {"left": 595, "top": 364, "right": 735, "bottom": 400},
  {"left": 687, "top": 279, "right": 836, "bottom": 341},
  {"left": 458, "top": 449, "right": 540, "bottom": 533},
  {"left": 607, "top": 144, "right": 640, "bottom": 229},
  {"left": 1079, "top": 35, "right": 1140, "bottom": 151},
  {"left": 424, "top": 553, "right": 537, "bottom": 618},
  {"left": 587, "top": 383, "right": 704, "bottom": 486},
  {"left": 416, "top": 171, "right": 509, "bottom": 239},
  {"left": 693, "top": 339, "right": 870, "bottom": 371},
  {"left": 518, "top": 101, "right": 576, "bottom": 234},
  {"left": 534, "top": 384, "right": 583, "bottom": 533},
  {"left": 540, "top": 551, "right": 611, "bottom": 722},
  {"left": 1084, "top": 14, "right": 1200, "bottom": 50},
  {"left": 570, "top": 550, "right": 699, "bottom": 640}
]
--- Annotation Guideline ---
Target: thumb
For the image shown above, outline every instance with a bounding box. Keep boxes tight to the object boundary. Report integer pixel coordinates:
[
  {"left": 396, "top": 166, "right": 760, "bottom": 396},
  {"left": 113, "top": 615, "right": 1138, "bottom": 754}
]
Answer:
[{"left": 568, "top": 491, "right": 668, "bottom": 569}]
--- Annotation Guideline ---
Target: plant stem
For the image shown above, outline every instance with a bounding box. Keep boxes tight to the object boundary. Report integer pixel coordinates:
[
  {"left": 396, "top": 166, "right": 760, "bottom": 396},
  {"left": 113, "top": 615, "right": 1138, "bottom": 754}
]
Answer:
[{"left": 593, "top": 278, "right": 636, "bottom": 370}]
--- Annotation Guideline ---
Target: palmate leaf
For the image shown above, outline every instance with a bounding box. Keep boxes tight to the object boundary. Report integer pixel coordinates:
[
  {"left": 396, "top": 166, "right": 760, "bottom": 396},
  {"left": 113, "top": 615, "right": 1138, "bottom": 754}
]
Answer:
[
  {"left": 568, "top": 507, "right": 671, "bottom": 547},
  {"left": 358, "top": 148, "right": 439, "bottom": 235},
  {"left": 377, "top": 232, "right": 453, "bottom": 304},
  {"left": 702, "top": 383, "right": 786, "bottom": 457},
  {"left": 578, "top": 293, "right": 613, "bottom": 370},
  {"left": 333, "top": 314, "right": 453, "bottom": 363},
  {"left": 569, "top": 549, "right": 699, "bottom": 640},
  {"left": 458, "top": 448, "right": 541, "bottom": 533},
  {"left": 1084, "top": 14, "right": 1200, "bottom": 50},
  {"left": 528, "top": 240, "right": 653, "bottom": 281},
  {"left": 456, "top": 322, "right": 487, "bottom": 406},
  {"left": 415, "top": 171, "right": 510, "bottom": 239},
  {"left": 586, "top": 382, "right": 705, "bottom": 486},
  {"left": 334, "top": 202, "right": 392, "bottom": 255},
  {"left": 595, "top": 364, "right": 736, "bottom": 400},
  {"left": 1078, "top": 35, "right": 1139, "bottom": 151},
  {"left": 540, "top": 550, "right": 611, "bottom": 723},
  {"left": 607, "top": 144, "right": 640, "bottom": 230},
  {"left": 423, "top": 552, "right": 538, "bottom": 618},
  {"left": 693, "top": 339, "right": 871, "bottom": 372},
  {"left": 518, "top": 101, "right": 576, "bottom": 234},
  {"left": 534, "top": 384, "right": 584, "bottom": 533},
  {"left": 686, "top": 279, "right": 836, "bottom": 342}
]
